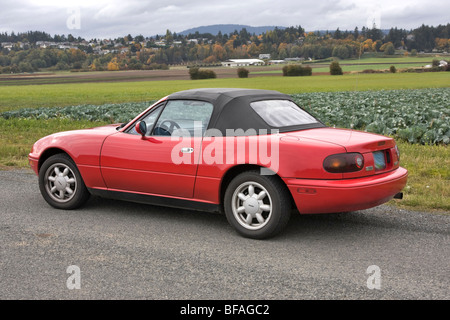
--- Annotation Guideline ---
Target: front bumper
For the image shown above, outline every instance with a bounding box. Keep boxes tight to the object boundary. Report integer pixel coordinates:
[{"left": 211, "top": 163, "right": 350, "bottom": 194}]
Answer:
[
  {"left": 285, "top": 167, "right": 408, "bottom": 214},
  {"left": 28, "top": 154, "right": 39, "bottom": 175}
]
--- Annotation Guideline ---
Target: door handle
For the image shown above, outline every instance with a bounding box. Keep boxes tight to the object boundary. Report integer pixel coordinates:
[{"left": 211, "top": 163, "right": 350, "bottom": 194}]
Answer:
[{"left": 181, "top": 147, "right": 194, "bottom": 153}]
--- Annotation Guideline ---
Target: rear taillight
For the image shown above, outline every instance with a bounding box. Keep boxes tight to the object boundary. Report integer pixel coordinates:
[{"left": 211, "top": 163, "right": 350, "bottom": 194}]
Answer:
[
  {"left": 394, "top": 144, "right": 400, "bottom": 161},
  {"left": 323, "top": 153, "right": 364, "bottom": 173}
]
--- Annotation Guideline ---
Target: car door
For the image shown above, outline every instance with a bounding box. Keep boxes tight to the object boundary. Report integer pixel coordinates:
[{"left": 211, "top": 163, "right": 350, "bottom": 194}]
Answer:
[{"left": 100, "top": 100, "right": 214, "bottom": 198}]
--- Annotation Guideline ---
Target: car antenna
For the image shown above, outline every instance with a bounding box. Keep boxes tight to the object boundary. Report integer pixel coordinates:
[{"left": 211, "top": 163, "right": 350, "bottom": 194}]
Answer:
[
  {"left": 347, "top": 39, "right": 363, "bottom": 131},
  {"left": 354, "top": 40, "right": 363, "bottom": 92}
]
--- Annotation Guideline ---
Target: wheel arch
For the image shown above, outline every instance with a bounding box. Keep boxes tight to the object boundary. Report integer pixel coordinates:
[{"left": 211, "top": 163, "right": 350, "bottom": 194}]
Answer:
[
  {"left": 38, "top": 148, "right": 71, "bottom": 172},
  {"left": 37, "top": 149, "right": 91, "bottom": 210},
  {"left": 219, "top": 164, "right": 294, "bottom": 210}
]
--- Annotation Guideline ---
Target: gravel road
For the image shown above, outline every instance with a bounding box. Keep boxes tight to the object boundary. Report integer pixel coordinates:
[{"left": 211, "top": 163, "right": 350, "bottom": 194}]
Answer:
[{"left": 1, "top": 169, "right": 448, "bottom": 300}]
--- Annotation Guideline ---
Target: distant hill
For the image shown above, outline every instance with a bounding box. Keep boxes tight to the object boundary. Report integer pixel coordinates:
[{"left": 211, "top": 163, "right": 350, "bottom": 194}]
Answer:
[
  {"left": 178, "top": 24, "right": 285, "bottom": 36},
  {"left": 313, "top": 29, "right": 391, "bottom": 35}
]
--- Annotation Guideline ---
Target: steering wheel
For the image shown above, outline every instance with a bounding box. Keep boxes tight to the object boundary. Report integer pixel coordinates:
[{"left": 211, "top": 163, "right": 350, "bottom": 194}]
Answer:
[{"left": 155, "top": 120, "right": 181, "bottom": 136}]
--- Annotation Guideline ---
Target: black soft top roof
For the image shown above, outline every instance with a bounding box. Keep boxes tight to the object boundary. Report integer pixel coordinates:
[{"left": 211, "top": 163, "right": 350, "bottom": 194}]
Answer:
[
  {"left": 167, "top": 88, "right": 324, "bottom": 135},
  {"left": 168, "top": 88, "right": 290, "bottom": 102}
]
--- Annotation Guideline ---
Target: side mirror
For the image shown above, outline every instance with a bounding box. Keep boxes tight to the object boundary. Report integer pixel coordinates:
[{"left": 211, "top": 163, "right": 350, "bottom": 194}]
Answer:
[{"left": 135, "top": 121, "right": 147, "bottom": 137}]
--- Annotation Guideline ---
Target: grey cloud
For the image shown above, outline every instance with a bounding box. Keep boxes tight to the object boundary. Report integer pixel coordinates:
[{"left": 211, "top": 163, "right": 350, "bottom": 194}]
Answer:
[{"left": 0, "top": 0, "right": 448, "bottom": 39}]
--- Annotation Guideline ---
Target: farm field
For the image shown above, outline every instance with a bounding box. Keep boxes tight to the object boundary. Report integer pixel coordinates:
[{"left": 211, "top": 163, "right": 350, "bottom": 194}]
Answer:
[
  {"left": 0, "top": 72, "right": 449, "bottom": 112},
  {"left": 251, "top": 55, "right": 442, "bottom": 74},
  {"left": 0, "top": 71, "right": 448, "bottom": 212},
  {"left": 311, "top": 62, "right": 428, "bottom": 73},
  {"left": 335, "top": 56, "right": 439, "bottom": 64},
  {"left": 304, "top": 55, "right": 445, "bottom": 73},
  {"left": 0, "top": 55, "right": 445, "bottom": 86}
]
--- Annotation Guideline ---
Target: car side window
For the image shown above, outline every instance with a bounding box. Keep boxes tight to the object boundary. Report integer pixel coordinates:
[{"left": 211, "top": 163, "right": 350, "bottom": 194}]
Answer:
[
  {"left": 152, "top": 100, "right": 214, "bottom": 137},
  {"left": 126, "top": 104, "right": 164, "bottom": 135}
]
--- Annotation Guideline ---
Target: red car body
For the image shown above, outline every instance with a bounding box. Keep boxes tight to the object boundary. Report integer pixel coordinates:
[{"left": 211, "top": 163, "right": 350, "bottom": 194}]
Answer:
[{"left": 29, "top": 88, "right": 407, "bottom": 238}]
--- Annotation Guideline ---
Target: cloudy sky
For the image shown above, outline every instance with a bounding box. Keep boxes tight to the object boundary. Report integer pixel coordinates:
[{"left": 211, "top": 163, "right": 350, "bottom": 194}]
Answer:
[{"left": 0, "top": 0, "right": 448, "bottom": 39}]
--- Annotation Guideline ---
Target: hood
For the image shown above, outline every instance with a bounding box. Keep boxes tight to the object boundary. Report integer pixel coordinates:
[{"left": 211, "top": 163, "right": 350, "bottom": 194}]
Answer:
[{"left": 30, "top": 124, "right": 121, "bottom": 166}]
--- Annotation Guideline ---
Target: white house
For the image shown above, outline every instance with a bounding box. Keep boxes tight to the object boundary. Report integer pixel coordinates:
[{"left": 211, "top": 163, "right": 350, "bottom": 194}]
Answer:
[
  {"left": 259, "top": 53, "right": 271, "bottom": 59},
  {"left": 221, "top": 59, "right": 265, "bottom": 67},
  {"left": 1, "top": 42, "right": 13, "bottom": 50}
]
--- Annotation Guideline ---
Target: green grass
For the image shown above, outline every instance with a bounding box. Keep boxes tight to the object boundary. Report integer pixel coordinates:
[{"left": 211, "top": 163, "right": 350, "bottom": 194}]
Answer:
[
  {"left": 337, "top": 55, "right": 440, "bottom": 64},
  {"left": 0, "top": 72, "right": 449, "bottom": 112},
  {"left": 307, "top": 55, "right": 438, "bottom": 73},
  {"left": 251, "top": 70, "right": 283, "bottom": 75},
  {"left": 312, "top": 63, "right": 429, "bottom": 73},
  {"left": 390, "top": 141, "right": 449, "bottom": 212},
  {"left": 255, "top": 56, "right": 441, "bottom": 74},
  {"left": 0, "top": 118, "right": 109, "bottom": 168},
  {"left": 253, "top": 63, "right": 427, "bottom": 74}
]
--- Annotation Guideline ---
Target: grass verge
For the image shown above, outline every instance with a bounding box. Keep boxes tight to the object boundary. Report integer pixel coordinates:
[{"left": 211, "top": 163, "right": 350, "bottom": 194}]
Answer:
[
  {"left": 0, "top": 118, "right": 108, "bottom": 167},
  {"left": 389, "top": 141, "right": 449, "bottom": 213}
]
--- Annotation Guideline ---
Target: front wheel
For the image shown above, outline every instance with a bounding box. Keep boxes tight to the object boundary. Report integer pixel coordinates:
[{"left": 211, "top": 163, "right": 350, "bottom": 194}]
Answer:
[
  {"left": 38, "top": 153, "right": 90, "bottom": 210},
  {"left": 224, "top": 171, "right": 291, "bottom": 239}
]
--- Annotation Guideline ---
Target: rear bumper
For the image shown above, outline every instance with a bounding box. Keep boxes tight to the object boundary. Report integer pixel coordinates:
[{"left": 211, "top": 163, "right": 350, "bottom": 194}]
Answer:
[{"left": 285, "top": 167, "right": 408, "bottom": 214}]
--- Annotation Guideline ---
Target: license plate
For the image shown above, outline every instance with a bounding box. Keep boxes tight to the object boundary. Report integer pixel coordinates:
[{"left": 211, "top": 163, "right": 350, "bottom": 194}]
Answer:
[{"left": 373, "top": 151, "right": 386, "bottom": 170}]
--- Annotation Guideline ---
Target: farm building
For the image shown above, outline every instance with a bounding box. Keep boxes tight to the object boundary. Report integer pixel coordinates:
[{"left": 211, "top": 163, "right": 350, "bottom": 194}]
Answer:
[
  {"left": 268, "top": 60, "right": 286, "bottom": 64},
  {"left": 221, "top": 59, "right": 265, "bottom": 67}
]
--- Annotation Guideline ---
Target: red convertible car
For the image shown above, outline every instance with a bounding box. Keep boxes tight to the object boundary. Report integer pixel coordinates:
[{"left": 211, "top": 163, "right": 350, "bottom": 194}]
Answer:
[{"left": 29, "top": 88, "right": 407, "bottom": 239}]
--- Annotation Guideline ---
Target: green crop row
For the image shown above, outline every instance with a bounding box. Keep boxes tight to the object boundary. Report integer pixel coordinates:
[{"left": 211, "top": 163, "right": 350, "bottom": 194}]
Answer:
[
  {"left": 1, "top": 88, "right": 449, "bottom": 145},
  {"left": 1, "top": 101, "right": 153, "bottom": 124}
]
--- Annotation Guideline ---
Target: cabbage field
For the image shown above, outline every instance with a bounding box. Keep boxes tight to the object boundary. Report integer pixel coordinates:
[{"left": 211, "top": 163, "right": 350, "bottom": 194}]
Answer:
[
  {"left": 1, "top": 88, "right": 449, "bottom": 145},
  {"left": 1, "top": 101, "right": 150, "bottom": 124},
  {"left": 292, "top": 88, "right": 449, "bottom": 145}
]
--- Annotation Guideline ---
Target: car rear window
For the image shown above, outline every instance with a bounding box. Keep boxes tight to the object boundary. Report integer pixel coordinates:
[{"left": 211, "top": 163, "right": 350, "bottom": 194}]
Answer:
[{"left": 250, "top": 100, "right": 319, "bottom": 127}]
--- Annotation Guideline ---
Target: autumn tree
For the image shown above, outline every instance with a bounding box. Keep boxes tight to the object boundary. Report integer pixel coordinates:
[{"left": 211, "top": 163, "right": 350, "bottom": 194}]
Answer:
[
  {"left": 212, "top": 43, "right": 227, "bottom": 61},
  {"left": 384, "top": 43, "right": 395, "bottom": 55},
  {"left": 435, "top": 38, "right": 449, "bottom": 51},
  {"left": 332, "top": 45, "right": 350, "bottom": 59},
  {"left": 107, "top": 57, "right": 119, "bottom": 71}
]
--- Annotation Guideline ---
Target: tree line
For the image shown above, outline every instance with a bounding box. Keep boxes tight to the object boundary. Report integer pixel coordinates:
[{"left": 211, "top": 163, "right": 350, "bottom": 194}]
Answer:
[{"left": 0, "top": 24, "right": 448, "bottom": 73}]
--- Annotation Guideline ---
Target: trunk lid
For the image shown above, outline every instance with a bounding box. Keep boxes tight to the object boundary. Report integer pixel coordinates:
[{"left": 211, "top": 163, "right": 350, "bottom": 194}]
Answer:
[
  {"left": 284, "top": 128, "right": 400, "bottom": 178},
  {"left": 285, "top": 127, "right": 395, "bottom": 152}
]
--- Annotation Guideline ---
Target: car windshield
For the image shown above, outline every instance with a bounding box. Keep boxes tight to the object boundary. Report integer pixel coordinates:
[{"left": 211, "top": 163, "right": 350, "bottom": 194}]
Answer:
[{"left": 250, "top": 100, "right": 319, "bottom": 127}]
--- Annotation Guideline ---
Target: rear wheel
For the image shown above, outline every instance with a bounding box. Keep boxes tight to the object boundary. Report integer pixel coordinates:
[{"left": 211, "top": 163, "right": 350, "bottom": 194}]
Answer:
[
  {"left": 38, "top": 154, "right": 90, "bottom": 210},
  {"left": 224, "top": 170, "right": 291, "bottom": 239}
]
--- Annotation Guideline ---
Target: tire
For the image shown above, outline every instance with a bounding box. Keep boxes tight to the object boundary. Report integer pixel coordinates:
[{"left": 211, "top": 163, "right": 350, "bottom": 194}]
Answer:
[
  {"left": 38, "top": 153, "right": 90, "bottom": 210},
  {"left": 224, "top": 170, "right": 291, "bottom": 239}
]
